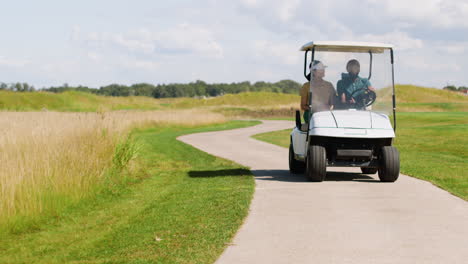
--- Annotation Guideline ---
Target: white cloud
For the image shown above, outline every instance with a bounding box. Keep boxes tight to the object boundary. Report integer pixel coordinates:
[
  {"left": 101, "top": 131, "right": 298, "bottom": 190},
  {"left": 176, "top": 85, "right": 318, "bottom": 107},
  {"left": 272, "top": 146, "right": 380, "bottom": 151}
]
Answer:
[
  {"left": 360, "top": 31, "right": 423, "bottom": 51},
  {"left": 5, "top": 0, "right": 468, "bottom": 88},
  {"left": 439, "top": 42, "right": 468, "bottom": 54},
  {"left": 86, "top": 52, "right": 101, "bottom": 62},
  {"left": 124, "top": 59, "right": 160, "bottom": 71},
  {"left": 75, "top": 24, "right": 223, "bottom": 59},
  {"left": 113, "top": 33, "right": 155, "bottom": 54},
  {"left": 366, "top": 0, "right": 468, "bottom": 28},
  {"left": 0, "top": 56, "right": 30, "bottom": 67},
  {"left": 71, "top": 25, "right": 81, "bottom": 41},
  {"left": 239, "top": 0, "right": 261, "bottom": 8},
  {"left": 237, "top": 0, "right": 302, "bottom": 23},
  {"left": 155, "top": 23, "right": 224, "bottom": 58},
  {"left": 400, "top": 51, "right": 462, "bottom": 72},
  {"left": 277, "top": 0, "right": 301, "bottom": 22},
  {"left": 254, "top": 40, "right": 300, "bottom": 65}
]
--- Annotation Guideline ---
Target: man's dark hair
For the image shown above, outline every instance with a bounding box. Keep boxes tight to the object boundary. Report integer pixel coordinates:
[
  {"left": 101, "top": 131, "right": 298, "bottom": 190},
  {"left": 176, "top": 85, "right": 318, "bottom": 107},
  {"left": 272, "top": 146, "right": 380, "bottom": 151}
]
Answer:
[{"left": 346, "top": 59, "right": 360, "bottom": 72}]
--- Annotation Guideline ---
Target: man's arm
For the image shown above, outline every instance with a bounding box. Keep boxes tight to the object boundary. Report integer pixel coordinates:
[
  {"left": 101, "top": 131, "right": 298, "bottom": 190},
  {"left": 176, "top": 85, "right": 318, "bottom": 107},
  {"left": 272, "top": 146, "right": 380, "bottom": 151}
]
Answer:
[
  {"left": 342, "top": 92, "right": 355, "bottom": 104},
  {"left": 337, "top": 80, "right": 347, "bottom": 103},
  {"left": 364, "top": 78, "right": 375, "bottom": 91},
  {"left": 328, "top": 84, "right": 336, "bottom": 109}
]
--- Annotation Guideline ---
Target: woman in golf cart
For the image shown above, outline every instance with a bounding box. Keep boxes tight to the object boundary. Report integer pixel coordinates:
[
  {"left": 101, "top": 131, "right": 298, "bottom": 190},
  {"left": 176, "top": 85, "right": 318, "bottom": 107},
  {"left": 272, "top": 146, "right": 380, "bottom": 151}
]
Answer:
[
  {"left": 300, "top": 60, "right": 336, "bottom": 122},
  {"left": 337, "top": 59, "right": 376, "bottom": 109}
]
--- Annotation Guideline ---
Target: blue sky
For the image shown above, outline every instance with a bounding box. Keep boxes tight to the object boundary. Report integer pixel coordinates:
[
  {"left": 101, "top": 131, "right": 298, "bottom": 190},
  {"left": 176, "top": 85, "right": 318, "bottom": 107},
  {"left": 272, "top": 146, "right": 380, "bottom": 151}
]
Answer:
[{"left": 0, "top": 0, "right": 467, "bottom": 88}]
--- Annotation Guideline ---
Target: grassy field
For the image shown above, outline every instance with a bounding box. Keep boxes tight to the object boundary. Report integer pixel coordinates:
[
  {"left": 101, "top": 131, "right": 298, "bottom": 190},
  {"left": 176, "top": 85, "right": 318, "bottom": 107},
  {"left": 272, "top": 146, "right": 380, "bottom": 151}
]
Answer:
[
  {"left": 377, "top": 85, "right": 468, "bottom": 112},
  {"left": 171, "top": 91, "right": 298, "bottom": 108},
  {"left": 1, "top": 85, "right": 466, "bottom": 114},
  {"left": 252, "top": 112, "right": 468, "bottom": 200},
  {"left": 0, "top": 90, "right": 175, "bottom": 111},
  {"left": 0, "top": 120, "right": 259, "bottom": 264},
  {"left": 2, "top": 84, "right": 467, "bottom": 117},
  {"left": 0, "top": 110, "right": 226, "bottom": 234},
  {"left": 1, "top": 84, "right": 466, "bottom": 263},
  {"left": 395, "top": 112, "right": 467, "bottom": 199}
]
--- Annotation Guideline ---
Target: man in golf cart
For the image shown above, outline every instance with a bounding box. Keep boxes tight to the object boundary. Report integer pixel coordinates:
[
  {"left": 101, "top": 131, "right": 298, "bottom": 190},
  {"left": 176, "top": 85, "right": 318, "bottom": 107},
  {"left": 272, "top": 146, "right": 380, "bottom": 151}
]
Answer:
[
  {"left": 337, "top": 59, "right": 376, "bottom": 109},
  {"left": 300, "top": 60, "right": 336, "bottom": 122}
]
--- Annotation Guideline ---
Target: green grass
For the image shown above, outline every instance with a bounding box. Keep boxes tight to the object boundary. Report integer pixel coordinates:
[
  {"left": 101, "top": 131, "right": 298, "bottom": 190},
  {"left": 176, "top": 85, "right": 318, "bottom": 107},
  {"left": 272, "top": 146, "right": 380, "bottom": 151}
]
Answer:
[
  {"left": 395, "top": 85, "right": 467, "bottom": 103},
  {"left": 252, "top": 112, "right": 468, "bottom": 200},
  {"left": 0, "top": 90, "right": 299, "bottom": 112},
  {"left": 252, "top": 128, "right": 290, "bottom": 148},
  {"left": 395, "top": 112, "right": 467, "bottom": 199},
  {"left": 2, "top": 85, "right": 467, "bottom": 113},
  {"left": 0, "top": 120, "right": 260, "bottom": 264},
  {"left": 397, "top": 102, "right": 468, "bottom": 112},
  {"left": 377, "top": 85, "right": 468, "bottom": 112},
  {"left": 0, "top": 90, "right": 168, "bottom": 111},
  {"left": 171, "top": 92, "right": 298, "bottom": 109}
]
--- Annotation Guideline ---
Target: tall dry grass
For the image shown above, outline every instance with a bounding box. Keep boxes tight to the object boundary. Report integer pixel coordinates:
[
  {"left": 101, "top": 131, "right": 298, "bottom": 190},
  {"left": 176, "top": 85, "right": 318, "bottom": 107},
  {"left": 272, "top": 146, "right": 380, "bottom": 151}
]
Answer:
[{"left": 0, "top": 110, "right": 225, "bottom": 231}]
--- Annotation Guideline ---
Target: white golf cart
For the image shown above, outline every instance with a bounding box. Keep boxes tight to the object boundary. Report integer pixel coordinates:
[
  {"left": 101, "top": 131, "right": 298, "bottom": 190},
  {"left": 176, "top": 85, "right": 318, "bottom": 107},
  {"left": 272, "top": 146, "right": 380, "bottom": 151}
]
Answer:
[{"left": 289, "top": 41, "right": 400, "bottom": 182}]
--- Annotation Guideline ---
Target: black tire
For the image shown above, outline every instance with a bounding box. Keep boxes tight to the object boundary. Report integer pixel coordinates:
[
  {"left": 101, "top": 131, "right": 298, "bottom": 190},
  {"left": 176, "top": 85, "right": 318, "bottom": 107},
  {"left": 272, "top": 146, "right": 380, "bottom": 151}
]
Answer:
[
  {"left": 306, "top": 145, "right": 327, "bottom": 182},
  {"left": 289, "top": 143, "right": 305, "bottom": 174},
  {"left": 378, "top": 146, "right": 400, "bottom": 182},
  {"left": 361, "top": 167, "right": 378, "bottom": 174}
]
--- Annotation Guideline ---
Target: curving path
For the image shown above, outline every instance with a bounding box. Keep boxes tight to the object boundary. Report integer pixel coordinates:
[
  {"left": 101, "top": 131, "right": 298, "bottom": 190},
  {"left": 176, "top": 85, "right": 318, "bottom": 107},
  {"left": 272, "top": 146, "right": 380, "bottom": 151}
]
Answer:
[{"left": 178, "top": 120, "right": 468, "bottom": 264}]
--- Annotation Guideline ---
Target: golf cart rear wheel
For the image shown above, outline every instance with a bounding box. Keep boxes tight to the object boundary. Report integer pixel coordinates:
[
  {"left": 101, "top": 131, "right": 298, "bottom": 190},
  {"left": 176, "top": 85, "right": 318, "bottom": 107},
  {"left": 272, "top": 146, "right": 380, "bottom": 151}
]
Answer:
[
  {"left": 361, "top": 167, "right": 378, "bottom": 174},
  {"left": 289, "top": 143, "right": 305, "bottom": 174},
  {"left": 306, "top": 145, "right": 326, "bottom": 182},
  {"left": 378, "top": 146, "right": 400, "bottom": 182}
]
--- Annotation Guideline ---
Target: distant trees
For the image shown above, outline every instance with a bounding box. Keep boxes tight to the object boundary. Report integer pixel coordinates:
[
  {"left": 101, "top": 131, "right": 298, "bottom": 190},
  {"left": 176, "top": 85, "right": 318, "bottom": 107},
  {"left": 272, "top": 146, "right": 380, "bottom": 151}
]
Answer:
[
  {"left": 44, "top": 83, "right": 97, "bottom": 94},
  {"left": 443, "top": 85, "right": 468, "bottom": 93},
  {"left": 0, "top": 79, "right": 304, "bottom": 98},
  {"left": 3, "top": 80, "right": 467, "bottom": 98},
  {"left": 0, "top": 82, "right": 35, "bottom": 92},
  {"left": 443, "top": 85, "right": 457, "bottom": 91},
  {"left": 45, "top": 80, "right": 302, "bottom": 98}
]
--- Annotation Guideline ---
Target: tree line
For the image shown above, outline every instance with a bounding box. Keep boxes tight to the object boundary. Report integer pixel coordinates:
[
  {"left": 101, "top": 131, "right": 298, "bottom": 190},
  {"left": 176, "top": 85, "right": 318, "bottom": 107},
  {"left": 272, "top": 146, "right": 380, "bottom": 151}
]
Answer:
[
  {"left": 443, "top": 85, "right": 468, "bottom": 93},
  {"left": 0, "top": 82, "right": 36, "bottom": 92},
  {"left": 0, "top": 80, "right": 302, "bottom": 98}
]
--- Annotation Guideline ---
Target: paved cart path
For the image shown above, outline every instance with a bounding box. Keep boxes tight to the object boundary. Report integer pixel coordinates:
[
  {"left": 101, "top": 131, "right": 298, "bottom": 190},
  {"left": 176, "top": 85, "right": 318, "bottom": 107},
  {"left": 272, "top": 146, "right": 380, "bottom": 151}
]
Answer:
[{"left": 178, "top": 120, "right": 468, "bottom": 264}]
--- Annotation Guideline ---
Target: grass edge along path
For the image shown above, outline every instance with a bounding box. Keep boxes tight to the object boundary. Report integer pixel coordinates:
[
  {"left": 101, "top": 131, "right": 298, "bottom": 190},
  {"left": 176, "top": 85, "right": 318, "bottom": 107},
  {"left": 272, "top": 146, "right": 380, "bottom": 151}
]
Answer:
[
  {"left": 0, "top": 120, "right": 260, "bottom": 264},
  {"left": 252, "top": 113, "right": 467, "bottom": 200}
]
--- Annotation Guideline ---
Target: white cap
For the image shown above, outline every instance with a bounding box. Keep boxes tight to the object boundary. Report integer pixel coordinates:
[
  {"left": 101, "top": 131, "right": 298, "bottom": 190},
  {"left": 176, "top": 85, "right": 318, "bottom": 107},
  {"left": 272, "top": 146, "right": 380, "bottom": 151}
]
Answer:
[{"left": 310, "top": 60, "right": 327, "bottom": 71}]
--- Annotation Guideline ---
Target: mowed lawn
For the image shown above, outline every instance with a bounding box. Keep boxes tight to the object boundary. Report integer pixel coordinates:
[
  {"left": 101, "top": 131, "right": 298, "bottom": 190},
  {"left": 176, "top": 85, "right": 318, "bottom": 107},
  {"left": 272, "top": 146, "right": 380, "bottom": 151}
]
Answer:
[
  {"left": 253, "top": 112, "right": 468, "bottom": 200},
  {"left": 0, "top": 121, "right": 258, "bottom": 264}
]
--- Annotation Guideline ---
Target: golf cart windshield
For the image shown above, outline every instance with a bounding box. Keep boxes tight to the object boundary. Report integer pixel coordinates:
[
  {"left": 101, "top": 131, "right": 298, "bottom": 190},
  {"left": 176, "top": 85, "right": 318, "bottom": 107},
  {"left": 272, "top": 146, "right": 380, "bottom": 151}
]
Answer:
[{"left": 303, "top": 42, "right": 394, "bottom": 122}]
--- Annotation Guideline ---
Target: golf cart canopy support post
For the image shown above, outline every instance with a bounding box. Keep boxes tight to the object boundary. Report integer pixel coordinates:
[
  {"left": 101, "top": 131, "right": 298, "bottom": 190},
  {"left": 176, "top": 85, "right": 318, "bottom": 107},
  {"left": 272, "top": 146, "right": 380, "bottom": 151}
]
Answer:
[
  {"left": 305, "top": 47, "right": 315, "bottom": 140},
  {"left": 391, "top": 48, "right": 396, "bottom": 132}
]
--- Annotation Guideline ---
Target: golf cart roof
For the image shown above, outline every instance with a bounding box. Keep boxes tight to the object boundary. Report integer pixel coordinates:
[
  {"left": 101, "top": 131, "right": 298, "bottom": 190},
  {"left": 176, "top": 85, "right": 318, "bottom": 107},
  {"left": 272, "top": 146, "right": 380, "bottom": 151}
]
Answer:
[{"left": 300, "top": 41, "right": 393, "bottom": 53}]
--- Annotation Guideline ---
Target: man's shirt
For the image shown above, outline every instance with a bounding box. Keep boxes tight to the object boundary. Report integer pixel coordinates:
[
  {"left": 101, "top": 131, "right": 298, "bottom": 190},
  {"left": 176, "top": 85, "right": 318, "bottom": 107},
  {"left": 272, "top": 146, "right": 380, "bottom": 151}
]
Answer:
[
  {"left": 337, "top": 73, "right": 371, "bottom": 100},
  {"left": 300, "top": 80, "right": 336, "bottom": 112}
]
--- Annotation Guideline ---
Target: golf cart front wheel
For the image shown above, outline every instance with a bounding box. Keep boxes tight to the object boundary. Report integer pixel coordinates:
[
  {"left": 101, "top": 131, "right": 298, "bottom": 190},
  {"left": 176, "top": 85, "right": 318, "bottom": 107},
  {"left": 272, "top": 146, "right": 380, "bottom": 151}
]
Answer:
[
  {"left": 306, "top": 145, "right": 326, "bottom": 182},
  {"left": 361, "top": 167, "right": 378, "bottom": 174},
  {"left": 289, "top": 143, "right": 305, "bottom": 174},
  {"left": 378, "top": 146, "right": 400, "bottom": 182}
]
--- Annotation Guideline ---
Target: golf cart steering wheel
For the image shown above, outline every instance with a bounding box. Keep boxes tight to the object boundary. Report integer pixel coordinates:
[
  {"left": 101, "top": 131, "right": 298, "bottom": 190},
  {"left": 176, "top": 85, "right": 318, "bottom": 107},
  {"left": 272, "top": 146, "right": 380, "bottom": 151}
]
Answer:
[{"left": 349, "top": 87, "right": 377, "bottom": 109}]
